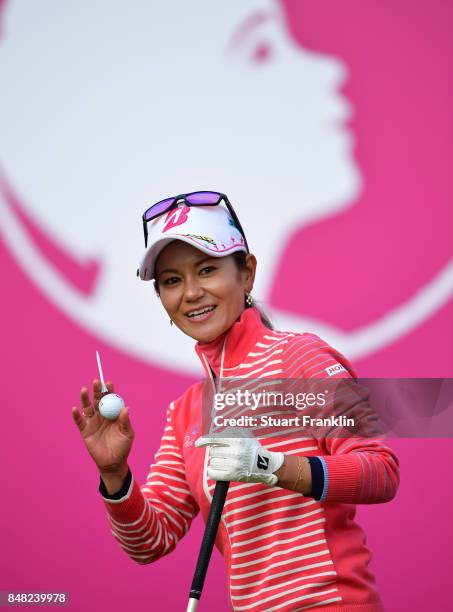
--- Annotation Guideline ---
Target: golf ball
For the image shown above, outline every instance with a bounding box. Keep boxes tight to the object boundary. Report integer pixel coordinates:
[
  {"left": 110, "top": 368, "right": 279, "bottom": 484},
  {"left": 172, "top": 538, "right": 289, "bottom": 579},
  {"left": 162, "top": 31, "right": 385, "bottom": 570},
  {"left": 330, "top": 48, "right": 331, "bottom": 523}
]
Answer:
[{"left": 99, "top": 393, "right": 125, "bottom": 420}]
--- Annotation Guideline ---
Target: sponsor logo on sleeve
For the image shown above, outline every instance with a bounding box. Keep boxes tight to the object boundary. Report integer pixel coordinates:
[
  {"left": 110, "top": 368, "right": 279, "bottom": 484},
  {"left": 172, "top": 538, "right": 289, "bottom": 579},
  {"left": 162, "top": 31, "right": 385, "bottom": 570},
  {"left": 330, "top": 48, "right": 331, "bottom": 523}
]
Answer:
[{"left": 325, "top": 364, "right": 346, "bottom": 376}]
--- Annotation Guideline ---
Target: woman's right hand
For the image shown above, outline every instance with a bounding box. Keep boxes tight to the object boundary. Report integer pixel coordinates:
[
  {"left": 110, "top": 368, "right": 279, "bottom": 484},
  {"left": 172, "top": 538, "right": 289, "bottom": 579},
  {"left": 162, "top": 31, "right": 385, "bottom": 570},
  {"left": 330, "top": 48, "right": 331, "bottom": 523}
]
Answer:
[{"left": 71, "top": 380, "right": 135, "bottom": 475}]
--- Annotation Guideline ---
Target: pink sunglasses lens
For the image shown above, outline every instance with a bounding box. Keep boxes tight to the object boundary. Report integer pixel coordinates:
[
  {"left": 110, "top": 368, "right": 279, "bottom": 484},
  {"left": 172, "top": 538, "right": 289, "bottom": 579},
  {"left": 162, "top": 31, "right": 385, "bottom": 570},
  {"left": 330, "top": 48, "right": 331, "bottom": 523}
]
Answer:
[
  {"left": 186, "top": 192, "right": 221, "bottom": 205},
  {"left": 144, "top": 197, "right": 175, "bottom": 220}
]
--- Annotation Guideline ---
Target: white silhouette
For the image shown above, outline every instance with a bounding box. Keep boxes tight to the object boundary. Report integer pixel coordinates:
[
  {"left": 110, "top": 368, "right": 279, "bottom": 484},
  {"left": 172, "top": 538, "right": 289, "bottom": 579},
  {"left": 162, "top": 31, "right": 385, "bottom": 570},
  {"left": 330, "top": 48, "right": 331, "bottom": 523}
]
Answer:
[{"left": 1, "top": 0, "right": 451, "bottom": 371}]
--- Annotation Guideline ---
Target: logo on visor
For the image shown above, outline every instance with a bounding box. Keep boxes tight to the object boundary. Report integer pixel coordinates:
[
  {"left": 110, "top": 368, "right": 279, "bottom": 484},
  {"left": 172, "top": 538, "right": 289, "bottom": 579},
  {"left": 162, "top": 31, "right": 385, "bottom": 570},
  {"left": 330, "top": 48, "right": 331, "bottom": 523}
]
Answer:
[
  {"left": 163, "top": 205, "right": 191, "bottom": 232},
  {"left": 185, "top": 234, "right": 217, "bottom": 246}
]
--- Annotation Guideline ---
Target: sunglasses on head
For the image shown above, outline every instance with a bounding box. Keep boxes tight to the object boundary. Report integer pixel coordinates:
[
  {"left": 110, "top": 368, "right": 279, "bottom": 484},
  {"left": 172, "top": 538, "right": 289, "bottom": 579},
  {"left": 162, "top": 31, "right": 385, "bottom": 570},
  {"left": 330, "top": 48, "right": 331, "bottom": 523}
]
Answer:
[{"left": 142, "top": 190, "right": 249, "bottom": 252}]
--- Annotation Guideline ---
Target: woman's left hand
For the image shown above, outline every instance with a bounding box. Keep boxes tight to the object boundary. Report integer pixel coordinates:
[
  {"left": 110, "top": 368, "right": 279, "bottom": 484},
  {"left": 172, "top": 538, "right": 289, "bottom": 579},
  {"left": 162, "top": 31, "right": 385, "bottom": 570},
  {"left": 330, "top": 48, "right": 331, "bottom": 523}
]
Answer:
[{"left": 195, "top": 434, "right": 284, "bottom": 486}]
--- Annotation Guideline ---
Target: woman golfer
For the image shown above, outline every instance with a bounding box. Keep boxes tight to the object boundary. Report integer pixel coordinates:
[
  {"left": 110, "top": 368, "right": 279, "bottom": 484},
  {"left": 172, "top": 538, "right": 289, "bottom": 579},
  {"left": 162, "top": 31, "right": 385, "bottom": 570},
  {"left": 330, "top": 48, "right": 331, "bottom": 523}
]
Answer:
[{"left": 72, "top": 191, "right": 399, "bottom": 611}]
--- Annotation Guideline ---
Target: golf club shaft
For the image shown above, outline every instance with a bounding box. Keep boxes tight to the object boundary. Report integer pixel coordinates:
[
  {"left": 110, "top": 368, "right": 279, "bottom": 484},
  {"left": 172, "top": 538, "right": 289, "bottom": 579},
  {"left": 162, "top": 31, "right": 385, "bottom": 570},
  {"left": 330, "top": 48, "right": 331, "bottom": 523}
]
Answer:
[{"left": 186, "top": 480, "right": 230, "bottom": 611}]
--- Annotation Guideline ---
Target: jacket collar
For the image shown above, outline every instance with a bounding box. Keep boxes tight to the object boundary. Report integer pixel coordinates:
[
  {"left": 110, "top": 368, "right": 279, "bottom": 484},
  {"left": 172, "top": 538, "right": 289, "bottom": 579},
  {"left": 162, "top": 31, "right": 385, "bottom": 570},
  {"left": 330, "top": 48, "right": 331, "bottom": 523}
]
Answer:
[{"left": 195, "top": 307, "right": 267, "bottom": 378}]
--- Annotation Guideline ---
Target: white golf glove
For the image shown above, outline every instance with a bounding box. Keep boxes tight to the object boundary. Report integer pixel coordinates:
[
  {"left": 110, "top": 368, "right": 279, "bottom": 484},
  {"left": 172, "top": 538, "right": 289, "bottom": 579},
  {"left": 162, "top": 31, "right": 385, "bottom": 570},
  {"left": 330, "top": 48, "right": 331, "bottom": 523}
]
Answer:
[{"left": 195, "top": 432, "right": 285, "bottom": 486}]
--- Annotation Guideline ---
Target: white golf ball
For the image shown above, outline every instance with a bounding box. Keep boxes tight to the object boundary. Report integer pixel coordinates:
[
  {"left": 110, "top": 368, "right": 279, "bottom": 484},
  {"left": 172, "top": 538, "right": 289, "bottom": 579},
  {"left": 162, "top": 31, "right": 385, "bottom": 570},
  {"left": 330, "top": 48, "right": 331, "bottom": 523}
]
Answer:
[{"left": 99, "top": 393, "right": 125, "bottom": 420}]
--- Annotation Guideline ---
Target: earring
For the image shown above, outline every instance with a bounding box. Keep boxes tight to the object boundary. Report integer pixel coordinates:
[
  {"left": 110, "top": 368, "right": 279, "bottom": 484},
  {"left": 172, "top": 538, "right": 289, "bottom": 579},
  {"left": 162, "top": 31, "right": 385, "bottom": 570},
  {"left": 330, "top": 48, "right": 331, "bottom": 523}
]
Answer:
[
  {"left": 169, "top": 318, "right": 173, "bottom": 326},
  {"left": 245, "top": 292, "right": 254, "bottom": 307}
]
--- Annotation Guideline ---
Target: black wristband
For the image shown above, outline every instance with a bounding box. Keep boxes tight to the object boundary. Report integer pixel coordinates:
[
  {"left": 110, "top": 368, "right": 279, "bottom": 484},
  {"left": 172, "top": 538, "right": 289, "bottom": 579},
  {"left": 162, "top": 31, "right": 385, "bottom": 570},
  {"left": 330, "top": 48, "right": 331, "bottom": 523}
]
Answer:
[
  {"left": 307, "top": 457, "right": 324, "bottom": 501},
  {"left": 99, "top": 468, "right": 132, "bottom": 500}
]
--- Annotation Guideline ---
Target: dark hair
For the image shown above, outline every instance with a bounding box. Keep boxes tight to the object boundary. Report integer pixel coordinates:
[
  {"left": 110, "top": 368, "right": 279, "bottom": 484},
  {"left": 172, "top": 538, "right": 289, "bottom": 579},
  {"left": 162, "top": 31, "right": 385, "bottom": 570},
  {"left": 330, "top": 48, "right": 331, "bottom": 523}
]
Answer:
[
  {"left": 153, "top": 250, "right": 274, "bottom": 330},
  {"left": 231, "top": 251, "right": 274, "bottom": 330}
]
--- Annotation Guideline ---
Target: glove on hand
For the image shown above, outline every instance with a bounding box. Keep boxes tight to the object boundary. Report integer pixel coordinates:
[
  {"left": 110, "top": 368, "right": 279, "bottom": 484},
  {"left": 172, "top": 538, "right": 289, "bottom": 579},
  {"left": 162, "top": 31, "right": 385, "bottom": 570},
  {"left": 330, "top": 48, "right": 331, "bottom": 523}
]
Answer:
[{"left": 195, "top": 433, "right": 284, "bottom": 486}]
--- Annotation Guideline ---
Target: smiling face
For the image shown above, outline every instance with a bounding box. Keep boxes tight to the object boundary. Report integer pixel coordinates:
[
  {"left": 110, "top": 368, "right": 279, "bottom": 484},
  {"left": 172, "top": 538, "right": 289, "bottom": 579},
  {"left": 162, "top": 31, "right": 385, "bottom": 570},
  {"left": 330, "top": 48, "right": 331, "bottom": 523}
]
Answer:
[{"left": 155, "top": 241, "right": 257, "bottom": 343}]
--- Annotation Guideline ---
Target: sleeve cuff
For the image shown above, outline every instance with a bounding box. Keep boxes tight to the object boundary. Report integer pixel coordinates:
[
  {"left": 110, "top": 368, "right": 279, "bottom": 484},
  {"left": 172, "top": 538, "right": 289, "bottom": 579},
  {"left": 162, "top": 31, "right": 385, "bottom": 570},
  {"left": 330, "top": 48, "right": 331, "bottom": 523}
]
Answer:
[
  {"left": 316, "top": 454, "right": 362, "bottom": 503},
  {"left": 308, "top": 456, "right": 325, "bottom": 501},
  {"left": 99, "top": 468, "right": 132, "bottom": 500}
]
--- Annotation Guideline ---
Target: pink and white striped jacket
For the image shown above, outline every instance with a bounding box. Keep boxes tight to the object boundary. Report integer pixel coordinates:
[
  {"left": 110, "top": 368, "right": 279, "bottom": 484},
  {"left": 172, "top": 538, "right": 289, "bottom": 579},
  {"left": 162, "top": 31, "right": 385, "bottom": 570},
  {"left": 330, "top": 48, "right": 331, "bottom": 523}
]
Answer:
[{"left": 101, "top": 307, "right": 399, "bottom": 611}]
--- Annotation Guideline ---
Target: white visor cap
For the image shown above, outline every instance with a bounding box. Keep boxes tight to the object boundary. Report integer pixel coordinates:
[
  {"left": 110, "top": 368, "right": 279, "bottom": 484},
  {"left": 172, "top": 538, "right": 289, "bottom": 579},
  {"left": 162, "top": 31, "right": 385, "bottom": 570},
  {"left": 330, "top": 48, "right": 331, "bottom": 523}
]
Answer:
[{"left": 138, "top": 203, "right": 247, "bottom": 281}]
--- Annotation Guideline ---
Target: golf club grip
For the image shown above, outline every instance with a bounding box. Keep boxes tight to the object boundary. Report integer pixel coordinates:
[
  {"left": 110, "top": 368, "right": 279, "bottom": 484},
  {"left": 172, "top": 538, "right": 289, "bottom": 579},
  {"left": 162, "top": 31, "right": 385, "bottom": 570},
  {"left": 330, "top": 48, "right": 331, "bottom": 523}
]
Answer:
[{"left": 189, "top": 480, "right": 230, "bottom": 601}]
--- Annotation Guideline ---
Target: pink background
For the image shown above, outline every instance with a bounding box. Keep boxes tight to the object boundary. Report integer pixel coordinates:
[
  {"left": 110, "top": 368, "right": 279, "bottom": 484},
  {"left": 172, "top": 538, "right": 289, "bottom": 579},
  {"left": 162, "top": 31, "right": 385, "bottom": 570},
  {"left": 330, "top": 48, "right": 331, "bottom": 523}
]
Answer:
[{"left": 1, "top": 1, "right": 452, "bottom": 611}]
